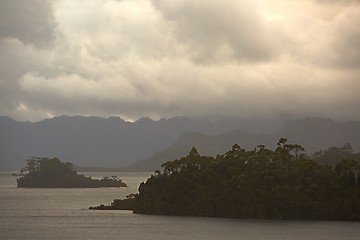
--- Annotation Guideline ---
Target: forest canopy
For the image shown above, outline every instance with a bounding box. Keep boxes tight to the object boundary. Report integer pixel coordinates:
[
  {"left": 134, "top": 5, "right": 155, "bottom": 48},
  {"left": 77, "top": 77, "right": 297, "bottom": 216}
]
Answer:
[
  {"left": 94, "top": 138, "right": 360, "bottom": 221},
  {"left": 17, "top": 157, "right": 127, "bottom": 188}
]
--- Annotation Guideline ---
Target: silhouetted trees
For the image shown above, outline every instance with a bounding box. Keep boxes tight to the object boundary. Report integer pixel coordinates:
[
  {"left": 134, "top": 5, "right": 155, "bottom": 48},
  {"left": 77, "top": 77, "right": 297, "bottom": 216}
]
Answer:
[
  {"left": 17, "top": 157, "right": 127, "bottom": 188},
  {"left": 312, "top": 143, "right": 360, "bottom": 166},
  {"left": 99, "top": 138, "right": 360, "bottom": 220}
]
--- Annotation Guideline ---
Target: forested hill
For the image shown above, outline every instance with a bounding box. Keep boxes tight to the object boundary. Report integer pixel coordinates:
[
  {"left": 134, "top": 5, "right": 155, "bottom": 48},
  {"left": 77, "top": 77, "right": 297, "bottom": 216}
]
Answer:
[
  {"left": 17, "top": 157, "right": 127, "bottom": 188},
  {"left": 97, "top": 139, "right": 360, "bottom": 221}
]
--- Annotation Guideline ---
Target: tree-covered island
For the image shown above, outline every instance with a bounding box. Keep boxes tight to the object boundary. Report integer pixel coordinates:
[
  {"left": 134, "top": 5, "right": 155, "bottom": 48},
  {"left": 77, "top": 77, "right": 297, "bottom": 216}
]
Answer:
[
  {"left": 17, "top": 157, "right": 127, "bottom": 188},
  {"left": 91, "top": 138, "right": 360, "bottom": 221}
]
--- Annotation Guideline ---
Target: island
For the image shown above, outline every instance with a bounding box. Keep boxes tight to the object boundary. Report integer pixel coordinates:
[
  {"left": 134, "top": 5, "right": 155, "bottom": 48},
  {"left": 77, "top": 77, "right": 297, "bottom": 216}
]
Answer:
[
  {"left": 91, "top": 138, "right": 360, "bottom": 221},
  {"left": 17, "top": 157, "right": 127, "bottom": 188}
]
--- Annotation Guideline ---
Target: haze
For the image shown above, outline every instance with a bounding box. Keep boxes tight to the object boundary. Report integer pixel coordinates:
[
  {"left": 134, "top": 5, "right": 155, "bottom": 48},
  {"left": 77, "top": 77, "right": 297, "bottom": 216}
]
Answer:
[{"left": 1, "top": 0, "right": 360, "bottom": 122}]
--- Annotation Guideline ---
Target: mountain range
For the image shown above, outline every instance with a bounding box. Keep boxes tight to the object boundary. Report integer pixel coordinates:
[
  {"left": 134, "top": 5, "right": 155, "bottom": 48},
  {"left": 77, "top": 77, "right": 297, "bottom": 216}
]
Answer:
[
  {"left": 130, "top": 117, "right": 360, "bottom": 170},
  {"left": 0, "top": 115, "right": 281, "bottom": 170},
  {"left": 1, "top": 115, "right": 359, "bottom": 171}
]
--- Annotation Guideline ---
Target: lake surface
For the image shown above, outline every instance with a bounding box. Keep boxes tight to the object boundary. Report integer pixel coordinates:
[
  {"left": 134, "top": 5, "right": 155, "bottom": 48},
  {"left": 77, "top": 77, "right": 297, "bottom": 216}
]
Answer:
[{"left": 1, "top": 172, "right": 359, "bottom": 240}]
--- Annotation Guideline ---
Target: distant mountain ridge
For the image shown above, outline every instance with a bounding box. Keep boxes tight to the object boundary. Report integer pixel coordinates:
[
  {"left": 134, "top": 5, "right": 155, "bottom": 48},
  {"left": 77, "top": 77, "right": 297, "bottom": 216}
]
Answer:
[
  {"left": 131, "top": 117, "right": 360, "bottom": 171},
  {"left": 1, "top": 115, "right": 359, "bottom": 171},
  {"left": 0, "top": 115, "right": 282, "bottom": 170}
]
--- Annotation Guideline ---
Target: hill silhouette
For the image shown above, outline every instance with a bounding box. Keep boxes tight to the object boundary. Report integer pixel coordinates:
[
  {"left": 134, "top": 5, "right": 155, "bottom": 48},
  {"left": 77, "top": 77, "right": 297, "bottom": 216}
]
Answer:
[
  {"left": 93, "top": 139, "right": 360, "bottom": 221},
  {"left": 0, "top": 115, "right": 281, "bottom": 170},
  {"left": 1, "top": 115, "right": 359, "bottom": 171},
  {"left": 131, "top": 117, "right": 360, "bottom": 171}
]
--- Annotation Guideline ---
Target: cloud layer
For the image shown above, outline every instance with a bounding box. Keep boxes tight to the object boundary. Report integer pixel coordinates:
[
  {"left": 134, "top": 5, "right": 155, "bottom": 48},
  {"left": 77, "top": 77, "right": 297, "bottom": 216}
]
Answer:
[{"left": 1, "top": 0, "right": 360, "bottom": 121}]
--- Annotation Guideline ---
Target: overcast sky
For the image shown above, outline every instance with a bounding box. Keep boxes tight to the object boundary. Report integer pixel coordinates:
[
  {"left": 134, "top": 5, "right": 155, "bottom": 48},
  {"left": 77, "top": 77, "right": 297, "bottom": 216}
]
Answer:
[{"left": 0, "top": 0, "right": 359, "bottom": 122}]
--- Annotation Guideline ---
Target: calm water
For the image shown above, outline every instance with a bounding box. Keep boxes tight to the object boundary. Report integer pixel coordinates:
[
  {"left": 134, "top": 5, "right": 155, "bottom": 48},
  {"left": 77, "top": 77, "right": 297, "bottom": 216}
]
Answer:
[{"left": 0, "top": 172, "right": 359, "bottom": 240}]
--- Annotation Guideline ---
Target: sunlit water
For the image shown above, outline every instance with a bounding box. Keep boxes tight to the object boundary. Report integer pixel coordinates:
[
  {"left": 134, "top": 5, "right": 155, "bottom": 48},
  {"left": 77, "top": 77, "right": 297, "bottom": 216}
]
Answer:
[{"left": 1, "top": 172, "right": 359, "bottom": 240}]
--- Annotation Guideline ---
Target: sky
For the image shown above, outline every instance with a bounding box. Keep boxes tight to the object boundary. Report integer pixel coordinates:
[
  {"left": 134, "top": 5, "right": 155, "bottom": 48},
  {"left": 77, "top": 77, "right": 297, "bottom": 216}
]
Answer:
[{"left": 0, "top": 0, "right": 360, "bottom": 122}]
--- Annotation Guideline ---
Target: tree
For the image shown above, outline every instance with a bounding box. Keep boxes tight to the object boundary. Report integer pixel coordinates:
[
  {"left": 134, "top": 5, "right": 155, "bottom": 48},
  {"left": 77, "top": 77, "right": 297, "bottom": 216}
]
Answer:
[
  {"left": 313, "top": 143, "right": 356, "bottom": 166},
  {"left": 97, "top": 138, "right": 360, "bottom": 220},
  {"left": 17, "top": 157, "right": 127, "bottom": 188}
]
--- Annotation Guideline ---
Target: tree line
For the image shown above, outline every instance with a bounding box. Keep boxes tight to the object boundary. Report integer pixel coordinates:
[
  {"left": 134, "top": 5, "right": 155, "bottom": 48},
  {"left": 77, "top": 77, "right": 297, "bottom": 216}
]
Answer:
[{"left": 96, "top": 138, "right": 360, "bottom": 220}]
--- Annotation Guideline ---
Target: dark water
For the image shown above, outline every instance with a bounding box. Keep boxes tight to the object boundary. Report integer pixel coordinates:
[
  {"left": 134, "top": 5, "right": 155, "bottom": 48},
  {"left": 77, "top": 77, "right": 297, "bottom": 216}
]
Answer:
[{"left": 0, "top": 172, "right": 359, "bottom": 240}]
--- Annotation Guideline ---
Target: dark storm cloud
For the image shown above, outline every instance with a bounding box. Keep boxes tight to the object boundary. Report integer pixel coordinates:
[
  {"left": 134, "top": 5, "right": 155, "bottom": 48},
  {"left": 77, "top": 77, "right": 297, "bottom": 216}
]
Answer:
[
  {"left": 316, "top": 0, "right": 360, "bottom": 3},
  {"left": 0, "top": 0, "right": 360, "bottom": 122},
  {"left": 0, "top": 0, "right": 55, "bottom": 47},
  {"left": 150, "top": 0, "right": 280, "bottom": 63},
  {"left": 293, "top": 2, "right": 360, "bottom": 69},
  {"left": 329, "top": 7, "right": 360, "bottom": 68},
  {"left": 0, "top": 0, "right": 56, "bottom": 119}
]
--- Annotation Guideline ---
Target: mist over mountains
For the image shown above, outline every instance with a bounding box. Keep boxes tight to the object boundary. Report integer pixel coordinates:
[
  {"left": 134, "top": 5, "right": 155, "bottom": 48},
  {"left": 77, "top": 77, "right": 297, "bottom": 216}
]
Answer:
[
  {"left": 1, "top": 115, "right": 359, "bottom": 171},
  {"left": 131, "top": 117, "right": 360, "bottom": 170},
  {"left": 0, "top": 115, "right": 282, "bottom": 170}
]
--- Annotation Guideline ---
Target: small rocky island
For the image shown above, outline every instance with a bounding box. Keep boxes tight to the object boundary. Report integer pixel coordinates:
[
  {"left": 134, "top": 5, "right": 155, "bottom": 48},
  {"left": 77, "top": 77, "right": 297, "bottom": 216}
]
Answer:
[{"left": 17, "top": 157, "right": 127, "bottom": 188}]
